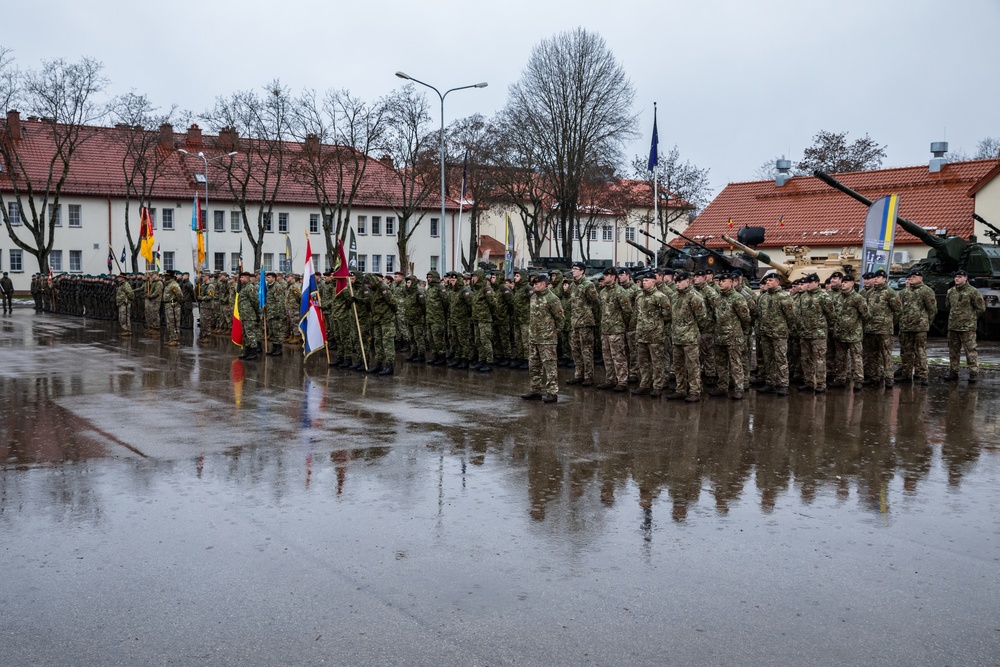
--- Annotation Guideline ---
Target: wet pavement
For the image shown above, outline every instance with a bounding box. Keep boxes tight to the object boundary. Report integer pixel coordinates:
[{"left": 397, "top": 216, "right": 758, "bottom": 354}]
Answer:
[{"left": 1, "top": 308, "right": 999, "bottom": 666}]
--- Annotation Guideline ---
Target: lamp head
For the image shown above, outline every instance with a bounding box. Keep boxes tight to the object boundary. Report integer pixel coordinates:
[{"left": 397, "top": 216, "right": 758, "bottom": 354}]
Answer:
[{"left": 395, "top": 71, "right": 411, "bottom": 81}]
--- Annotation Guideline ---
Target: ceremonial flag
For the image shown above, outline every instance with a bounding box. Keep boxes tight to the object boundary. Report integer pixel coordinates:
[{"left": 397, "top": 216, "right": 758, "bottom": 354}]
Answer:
[
  {"left": 120, "top": 245, "right": 126, "bottom": 264},
  {"left": 333, "top": 237, "right": 351, "bottom": 295},
  {"left": 231, "top": 293, "right": 243, "bottom": 346},
  {"left": 155, "top": 244, "right": 161, "bottom": 271},
  {"left": 778, "top": 215, "right": 785, "bottom": 227},
  {"left": 107, "top": 247, "right": 114, "bottom": 273},
  {"left": 284, "top": 234, "right": 292, "bottom": 272},
  {"left": 862, "top": 194, "right": 900, "bottom": 280},
  {"left": 139, "top": 207, "right": 155, "bottom": 264},
  {"left": 298, "top": 235, "right": 328, "bottom": 359},
  {"left": 504, "top": 214, "right": 515, "bottom": 279},
  {"left": 190, "top": 195, "right": 205, "bottom": 270},
  {"left": 727, "top": 218, "right": 733, "bottom": 228},
  {"left": 347, "top": 227, "right": 358, "bottom": 271},
  {"left": 257, "top": 264, "right": 266, "bottom": 309},
  {"left": 647, "top": 104, "right": 658, "bottom": 172},
  {"left": 238, "top": 238, "right": 244, "bottom": 273}
]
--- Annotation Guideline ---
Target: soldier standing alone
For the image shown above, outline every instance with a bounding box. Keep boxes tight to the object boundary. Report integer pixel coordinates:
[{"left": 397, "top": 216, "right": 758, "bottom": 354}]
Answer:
[
  {"left": 897, "top": 269, "right": 937, "bottom": 385},
  {"left": 521, "top": 273, "right": 565, "bottom": 403},
  {"left": 946, "top": 269, "right": 986, "bottom": 382}
]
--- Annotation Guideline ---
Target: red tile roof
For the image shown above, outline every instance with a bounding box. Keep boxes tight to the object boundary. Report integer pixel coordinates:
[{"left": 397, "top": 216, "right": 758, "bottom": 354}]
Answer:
[
  {"left": 0, "top": 117, "right": 453, "bottom": 211},
  {"left": 675, "top": 160, "right": 1000, "bottom": 250}
]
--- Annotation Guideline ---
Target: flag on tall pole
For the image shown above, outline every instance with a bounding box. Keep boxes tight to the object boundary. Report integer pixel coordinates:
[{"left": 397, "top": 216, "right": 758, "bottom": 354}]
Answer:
[
  {"left": 190, "top": 194, "right": 205, "bottom": 270},
  {"left": 139, "top": 207, "right": 155, "bottom": 264},
  {"left": 647, "top": 103, "right": 658, "bottom": 172},
  {"left": 298, "top": 234, "right": 328, "bottom": 359},
  {"left": 333, "top": 237, "right": 351, "bottom": 295},
  {"left": 504, "top": 214, "right": 515, "bottom": 279},
  {"left": 106, "top": 247, "right": 113, "bottom": 273},
  {"left": 284, "top": 234, "right": 293, "bottom": 272},
  {"left": 257, "top": 263, "right": 266, "bottom": 310},
  {"left": 648, "top": 103, "right": 659, "bottom": 268},
  {"left": 231, "top": 293, "right": 243, "bottom": 347},
  {"left": 120, "top": 245, "right": 126, "bottom": 265}
]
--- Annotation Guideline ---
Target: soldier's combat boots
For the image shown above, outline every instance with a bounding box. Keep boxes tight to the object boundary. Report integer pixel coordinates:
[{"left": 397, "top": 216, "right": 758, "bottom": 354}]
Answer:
[
  {"left": 266, "top": 343, "right": 282, "bottom": 356},
  {"left": 478, "top": 363, "right": 492, "bottom": 373},
  {"left": 542, "top": 394, "right": 558, "bottom": 403},
  {"left": 368, "top": 363, "right": 383, "bottom": 374},
  {"left": 456, "top": 360, "right": 469, "bottom": 370},
  {"left": 521, "top": 392, "right": 543, "bottom": 401},
  {"left": 379, "top": 364, "right": 394, "bottom": 376}
]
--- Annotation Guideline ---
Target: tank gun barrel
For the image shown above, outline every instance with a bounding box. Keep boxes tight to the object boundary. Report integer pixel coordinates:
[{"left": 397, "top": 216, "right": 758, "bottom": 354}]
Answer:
[
  {"left": 638, "top": 228, "right": 667, "bottom": 246},
  {"left": 973, "top": 213, "right": 1000, "bottom": 236},
  {"left": 812, "top": 170, "right": 945, "bottom": 250},
  {"left": 721, "top": 234, "right": 791, "bottom": 279},
  {"left": 667, "top": 227, "right": 735, "bottom": 270},
  {"left": 625, "top": 239, "right": 655, "bottom": 261}
]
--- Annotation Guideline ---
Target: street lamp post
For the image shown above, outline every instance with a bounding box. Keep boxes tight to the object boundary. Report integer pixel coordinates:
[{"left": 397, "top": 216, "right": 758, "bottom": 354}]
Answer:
[
  {"left": 178, "top": 149, "right": 237, "bottom": 272},
  {"left": 395, "top": 72, "right": 486, "bottom": 275}
]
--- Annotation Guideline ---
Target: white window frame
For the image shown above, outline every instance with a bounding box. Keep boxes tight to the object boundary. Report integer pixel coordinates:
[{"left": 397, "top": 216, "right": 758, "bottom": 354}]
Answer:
[
  {"left": 602, "top": 225, "right": 613, "bottom": 241},
  {"left": 214, "top": 252, "right": 225, "bottom": 272},
  {"left": 214, "top": 210, "right": 225, "bottom": 233},
  {"left": 263, "top": 212, "right": 273, "bottom": 233},
  {"left": 262, "top": 253, "right": 273, "bottom": 271},
  {"left": 429, "top": 255, "right": 438, "bottom": 272},
  {"left": 162, "top": 208, "right": 174, "bottom": 230},
  {"left": 278, "top": 212, "right": 289, "bottom": 234},
  {"left": 50, "top": 250, "right": 63, "bottom": 272},
  {"left": 163, "top": 251, "right": 175, "bottom": 272},
  {"left": 385, "top": 255, "right": 395, "bottom": 273},
  {"left": 10, "top": 249, "right": 23, "bottom": 272},
  {"left": 588, "top": 226, "right": 598, "bottom": 242},
  {"left": 309, "top": 213, "right": 320, "bottom": 234},
  {"left": 357, "top": 215, "right": 367, "bottom": 235},
  {"left": 69, "top": 250, "right": 82, "bottom": 273},
  {"left": 49, "top": 203, "right": 61, "bottom": 227},
  {"left": 7, "top": 201, "right": 22, "bottom": 226},
  {"left": 357, "top": 254, "right": 367, "bottom": 272},
  {"left": 371, "top": 216, "right": 381, "bottom": 236},
  {"left": 385, "top": 217, "right": 395, "bottom": 236},
  {"left": 231, "top": 211, "right": 241, "bottom": 232},
  {"left": 625, "top": 227, "right": 636, "bottom": 242},
  {"left": 430, "top": 217, "right": 439, "bottom": 238},
  {"left": 371, "top": 255, "right": 381, "bottom": 273}
]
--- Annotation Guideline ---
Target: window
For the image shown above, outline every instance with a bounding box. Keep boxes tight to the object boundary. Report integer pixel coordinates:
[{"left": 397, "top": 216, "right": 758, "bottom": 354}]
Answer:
[
  {"left": 625, "top": 227, "right": 636, "bottom": 242},
  {"left": 230, "top": 253, "right": 241, "bottom": 272},
  {"left": 573, "top": 224, "right": 581, "bottom": 240},
  {"left": 309, "top": 214, "right": 320, "bottom": 234},
  {"left": 602, "top": 225, "right": 613, "bottom": 241},
  {"left": 589, "top": 227, "right": 598, "bottom": 241},
  {"left": 429, "top": 255, "right": 438, "bottom": 272},
  {"left": 162, "top": 208, "right": 174, "bottom": 230},
  {"left": 371, "top": 255, "right": 381, "bottom": 273},
  {"left": 50, "top": 250, "right": 63, "bottom": 272},
  {"left": 430, "top": 217, "right": 439, "bottom": 238},
  {"left": 8, "top": 201, "right": 22, "bottom": 225},
  {"left": 280, "top": 253, "right": 290, "bottom": 272},
  {"left": 371, "top": 216, "right": 381, "bottom": 236},
  {"left": 385, "top": 217, "right": 395, "bottom": 236},
  {"left": 357, "top": 215, "right": 367, "bottom": 235},
  {"left": 312, "top": 254, "right": 320, "bottom": 271},
  {"left": 263, "top": 212, "right": 273, "bottom": 233},
  {"left": 69, "top": 250, "right": 82, "bottom": 273},
  {"left": 385, "top": 255, "right": 395, "bottom": 273},
  {"left": 49, "top": 203, "right": 61, "bottom": 226},
  {"left": 553, "top": 225, "right": 562, "bottom": 240},
  {"left": 262, "top": 253, "right": 273, "bottom": 271},
  {"left": 231, "top": 211, "right": 241, "bottom": 232},
  {"left": 278, "top": 212, "right": 289, "bottom": 234},
  {"left": 325, "top": 254, "right": 333, "bottom": 272},
  {"left": 215, "top": 252, "right": 225, "bottom": 272},
  {"left": 214, "top": 211, "right": 225, "bottom": 233},
  {"left": 163, "top": 251, "right": 175, "bottom": 271},
  {"left": 10, "top": 249, "right": 23, "bottom": 272},
  {"left": 357, "top": 254, "right": 367, "bottom": 272}
]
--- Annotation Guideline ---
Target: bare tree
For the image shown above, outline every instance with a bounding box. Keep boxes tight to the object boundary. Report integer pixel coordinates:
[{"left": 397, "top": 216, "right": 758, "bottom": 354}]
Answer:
[
  {"left": 202, "top": 80, "right": 292, "bottom": 271},
  {"left": 289, "top": 88, "right": 386, "bottom": 269},
  {"left": 108, "top": 91, "right": 177, "bottom": 271},
  {"left": 376, "top": 84, "right": 437, "bottom": 273},
  {"left": 0, "top": 54, "right": 107, "bottom": 273},
  {"left": 794, "top": 130, "right": 886, "bottom": 175},
  {"left": 445, "top": 113, "right": 499, "bottom": 270},
  {"left": 974, "top": 137, "right": 1000, "bottom": 160},
  {"left": 632, "top": 145, "right": 708, "bottom": 244},
  {"left": 504, "top": 28, "right": 637, "bottom": 259}
]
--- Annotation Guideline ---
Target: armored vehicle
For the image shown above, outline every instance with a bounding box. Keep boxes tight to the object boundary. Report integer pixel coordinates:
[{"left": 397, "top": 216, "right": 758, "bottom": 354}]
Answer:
[{"left": 721, "top": 235, "right": 861, "bottom": 285}]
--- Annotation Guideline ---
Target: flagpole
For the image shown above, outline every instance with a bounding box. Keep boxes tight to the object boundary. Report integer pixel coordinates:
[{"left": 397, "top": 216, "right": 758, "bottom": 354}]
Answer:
[{"left": 649, "top": 102, "right": 659, "bottom": 269}]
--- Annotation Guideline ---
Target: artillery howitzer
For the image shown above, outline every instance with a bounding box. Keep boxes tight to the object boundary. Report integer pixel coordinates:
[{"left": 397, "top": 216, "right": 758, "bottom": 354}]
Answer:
[
  {"left": 814, "top": 170, "right": 1000, "bottom": 336},
  {"left": 721, "top": 234, "right": 860, "bottom": 285},
  {"left": 666, "top": 227, "right": 758, "bottom": 276},
  {"left": 626, "top": 230, "right": 695, "bottom": 271}
]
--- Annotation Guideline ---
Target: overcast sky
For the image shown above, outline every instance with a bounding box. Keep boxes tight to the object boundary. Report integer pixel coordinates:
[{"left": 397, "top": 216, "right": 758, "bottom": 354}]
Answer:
[{"left": 5, "top": 0, "right": 999, "bottom": 195}]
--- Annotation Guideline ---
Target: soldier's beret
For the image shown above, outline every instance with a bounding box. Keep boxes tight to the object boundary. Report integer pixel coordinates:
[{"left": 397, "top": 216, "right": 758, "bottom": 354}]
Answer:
[
  {"left": 862, "top": 272, "right": 874, "bottom": 280},
  {"left": 661, "top": 268, "right": 675, "bottom": 275},
  {"left": 571, "top": 261, "right": 586, "bottom": 271},
  {"left": 394, "top": 270, "right": 404, "bottom": 276},
  {"left": 535, "top": 273, "right": 550, "bottom": 283},
  {"left": 807, "top": 273, "right": 820, "bottom": 283},
  {"left": 908, "top": 269, "right": 923, "bottom": 277},
  {"left": 873, "top": 269, "right": 887, "bottom": 278},
  {"left": 675, "top": 270, "right": 691, "bottom": 281},
  {"left": 830, "top": 271, "right": 843, "bottom": 279},
  {"left": 954, "top": 269, "right": 968, "bottom": 277},
  {"left": 617, "top": 267, "right": 631, "bottom": 275},
  {"left": 704, "top": 268, "right": 715, "bottom": 275},
  {"left": 603, "top": 267, "right": 618, "bottom": 276},
  {"left": 240, "top": 271, "right": 253, "bottom": 277},
  {"left": 761, "top": 272, "right": 779, "bottom": 281},
  {"left": 842, "top": 274, "right": 856, "bottom": 282}
]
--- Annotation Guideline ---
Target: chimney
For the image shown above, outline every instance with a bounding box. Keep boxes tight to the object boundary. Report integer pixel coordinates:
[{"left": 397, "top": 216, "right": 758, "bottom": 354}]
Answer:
[
  {"left": 379, "top": 154, "right": 394, "bottom": 169},
  {"left": 185, "top": 123, "right": 203, "bottom": 148},
  {"left": 930, "top": 141, "right": 948, "bottom": 173},
  {"left": 218, "top": 126, "right": 238, "bottom": 151},
  {"left": 775, "top": 158, "right": 793, "bottom": 187},
  {"left": 304, "top": 133, "right": 319, "bottom": 157},
  {"left": 158, "top": 123, "right": 174, "bottom": 151},
  {"left": 6, "top": 110, "right": 21, "bottom": 141}
]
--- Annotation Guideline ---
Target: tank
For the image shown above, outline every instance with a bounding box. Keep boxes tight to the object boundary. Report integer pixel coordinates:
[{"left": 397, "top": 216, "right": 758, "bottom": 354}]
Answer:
[
  {"left": 721, "top": 234, "right": 860, "bottom": 285},
  {"left": 627, "top": 234, "right": 695, "bottom": 271},
  {"left": 814, "top": 171, "right": 1000, "bottom": 336},
  {"left": 667, "top": 227, "right": 757, "bottom": 276}
]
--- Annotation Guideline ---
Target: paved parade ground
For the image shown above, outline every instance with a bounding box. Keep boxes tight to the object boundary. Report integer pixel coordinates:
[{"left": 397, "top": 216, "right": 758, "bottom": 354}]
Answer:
[{"left": 1, "top": 307, "right": 999, "bottom": 666}]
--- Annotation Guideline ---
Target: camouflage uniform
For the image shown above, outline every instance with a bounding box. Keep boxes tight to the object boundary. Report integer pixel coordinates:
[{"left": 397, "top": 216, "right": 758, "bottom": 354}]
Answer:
[
  {"left": 669, "top": 282, "right": 709, "bottom": 399},
  {"left": 695, "top": 280, "right": 720, "bottom": 383},
  {"left": 448, "top": 276, "right": 473, "bottom": 366},
  {"left": 898, "top": 280, "right": 937, "bottom": 382},
  {"left": 199, "top": 276, "right": 216, "bottom": 339},
  {"left": 238, "top": 278, "right": 262, "bottom": 353},
  {"left": 865, "top": 283, "right": 901, "bottom": 385},
  {"left": 115, "top": 277, "right": 134, "bottom": 335},
  {"left": 403, "top": 279, "right": 427, "bottom": 360},
  {"left": 369, "top": 275, "right": 398, "bottom": 371},
  {"left": 597, "top": 281, "right": 633, "bottom": 390},
  {"left": 511, "top": 277, "right": 531, "bottom": 366},
  {"left": 833, "top": 285, "right": 868, "bottom": 386},
  {"left": 424, "top": 271, "right": 448, "bottom": 362},
  {"left": 620, "top": 277, "right": 641, "bottom": 382},
  {"left": 794, "top": 285, "right": 835, "bottom": 391},
  {"left": 757, "top": 284, "right": 794, "bottom": 392},
  {"left": 263, "top": 277, "right": 286, "bottom": 352},
  {"left": 634, "top": 282, "right": 671, "bottom": 394},
  {"left": 162, "top": 276, "right": 183, "bottom": 344},
  {"left": 526, "top": 284, "right": 565, "bottom": 398},
  {"left": 0, "top": 273, "right": 13, "bottom": 313},
  {"left": 946, "top": 280, "right": 986, "bottom": 379},
  {"left": 145, "top": 275, "right": 163, "bottom": 333},
  {"left": 492, "top": 277, "right": 514, "bottom": 364},
  {"left": 470, "top": 270, "right": 496, "bottom": 367},
  {"left": 284, "top": 277, "right": 302, "bottom": 343},
  {"left": 712, "top": 285, "right": 751, "bottom": 395},
  {"left": 568, "top": 273, "right": 600, "bottom": 384}
]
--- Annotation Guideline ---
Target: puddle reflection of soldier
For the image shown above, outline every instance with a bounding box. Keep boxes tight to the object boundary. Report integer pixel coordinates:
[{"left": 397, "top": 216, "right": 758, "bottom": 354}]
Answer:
[
  {"left": 788, "top": 393, "right": 828, "bottom": 504},
  {"left": 666, "top": 404, "right": 703, "bottom": 522},
  {"left": 940, "top": 388, "right": 981, "bottom": 488},
  {"left": 753, "top": 395, "right": 791, "bottom": 513},
  {"left": 857, "top": 385, "right": 896, "bottom": 513},
  {"left": 594, "top": 391, "right": 631, "bottom": 508},
  {"left": 826, "top": 389, "right": 864, "bottom": 502},
  {"left": 895, "top": 387, "right": 931, "bottom": 495},
  {"left": 705, "top": 399, "right": 753, "bottom": 516}
]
